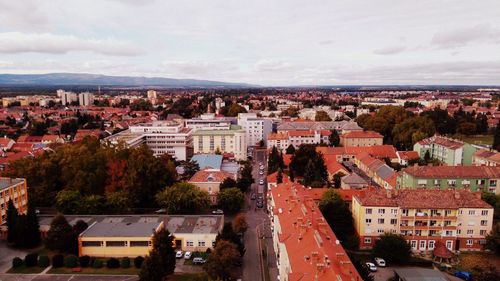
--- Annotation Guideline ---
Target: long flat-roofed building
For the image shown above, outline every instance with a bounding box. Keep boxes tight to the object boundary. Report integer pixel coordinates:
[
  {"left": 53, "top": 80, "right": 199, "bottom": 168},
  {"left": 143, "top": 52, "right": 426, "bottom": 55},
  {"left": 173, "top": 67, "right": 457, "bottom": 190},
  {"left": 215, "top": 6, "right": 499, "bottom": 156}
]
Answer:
[
  {"left": 0, "top": 178, "right": 28, "bottom": 226},
  {"left": 105, "top": 121, "right": 193, "bottom": 160},
  {"left": 268, "top": 182, "right": 361, "bottom": 281},
  {"left": 192, "top": 125, "right": 247, "bottom": 160}
]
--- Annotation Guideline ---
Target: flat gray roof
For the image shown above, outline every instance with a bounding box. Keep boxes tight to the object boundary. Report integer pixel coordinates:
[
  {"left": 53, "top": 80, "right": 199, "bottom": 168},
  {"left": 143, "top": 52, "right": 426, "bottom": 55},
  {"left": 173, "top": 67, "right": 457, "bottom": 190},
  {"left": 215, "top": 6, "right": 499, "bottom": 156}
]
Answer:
[
  {"left": 82, "top": 221, "right": 161, "bottom": 237},
  {"left": 0, "top": 178, "right": 25, "bottom": 191}
]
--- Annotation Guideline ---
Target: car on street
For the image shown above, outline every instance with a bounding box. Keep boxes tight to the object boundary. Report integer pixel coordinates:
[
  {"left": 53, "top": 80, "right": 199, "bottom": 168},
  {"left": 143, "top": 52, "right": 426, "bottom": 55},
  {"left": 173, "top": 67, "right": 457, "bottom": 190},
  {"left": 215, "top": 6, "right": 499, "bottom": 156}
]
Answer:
[
  {"left": 260, "top": 165, "right": 264, "bottom": 170},
  {"left": 193, "top": 257, "right": 206, "bottom": 265},
  {"left": 256, "top": 200, "right": 264, "bottom": 208},
  {"left": 259, "top": 179, "right": 264, "bottom": 185},
  {"left": 374, "top": 257, "right": 386, "bottom": 267},
  {"left": 176, "top": 251, "right": 183, "bottom": 259},
  {"left": 184, "top": 251, "right": 192, "bottom": 259},
  {"left": 155, "top": 208, "right": 167, "bottom": 214},
  {"left": 259, "top": 162, "right": 263, "bottom": 165},
  {"left": 212, "top": 209, "right": 224, "bottom": 215},
  {"left": 251, "top": 193, "right": 256, "bottom": 200},
  {"left": 365, "top": 262, "right": 377, "bottom": 272},
  {"left": 259, "top": 171, "right": 264, "bottom": 175}
]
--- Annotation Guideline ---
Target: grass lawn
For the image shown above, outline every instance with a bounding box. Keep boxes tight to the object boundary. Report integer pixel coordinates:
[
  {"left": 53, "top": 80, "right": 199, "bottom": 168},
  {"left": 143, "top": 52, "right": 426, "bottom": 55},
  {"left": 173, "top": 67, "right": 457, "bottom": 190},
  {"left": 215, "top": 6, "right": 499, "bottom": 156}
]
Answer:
[
  {"left": 455, "top": 134, "right": 493, "bottom": 145},
  {"left": 7, "top": 265, "right": 46, "bottom": 274},
  {"left": 48, "top": 266, "right": 139, "bottom": 275}
]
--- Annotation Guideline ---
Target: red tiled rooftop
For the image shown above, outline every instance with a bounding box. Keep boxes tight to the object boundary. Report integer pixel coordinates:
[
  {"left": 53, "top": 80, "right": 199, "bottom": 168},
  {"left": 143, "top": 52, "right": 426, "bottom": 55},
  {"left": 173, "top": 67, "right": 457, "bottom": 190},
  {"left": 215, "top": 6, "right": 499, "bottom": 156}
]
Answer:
[
  {"left": 402, "top": 165, "right": 500, "bottom": 179},
  {"left": 341, "top": 130, "right": 383, "bottom": 139},
  {"left": 189, "top": 169, "right": 235, "bottom": 183}
]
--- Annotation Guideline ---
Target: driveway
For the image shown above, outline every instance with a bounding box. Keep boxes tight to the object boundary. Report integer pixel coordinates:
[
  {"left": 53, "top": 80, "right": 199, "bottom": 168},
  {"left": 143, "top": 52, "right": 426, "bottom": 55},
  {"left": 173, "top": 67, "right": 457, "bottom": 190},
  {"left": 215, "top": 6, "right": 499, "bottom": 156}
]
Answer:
[{"left": 0, "top": 241, "right": 30, "bottom": 273}]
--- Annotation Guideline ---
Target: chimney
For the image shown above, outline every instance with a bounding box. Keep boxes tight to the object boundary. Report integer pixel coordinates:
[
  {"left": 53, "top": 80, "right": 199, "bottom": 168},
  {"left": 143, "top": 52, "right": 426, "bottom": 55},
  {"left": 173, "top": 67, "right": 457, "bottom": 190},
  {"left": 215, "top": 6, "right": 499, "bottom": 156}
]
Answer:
[
  {"left": 454, "top": 192, "right": 460, "bottom": 199},
  {"left": 386, "top": 189, "right": 392, "bottom": 199}
]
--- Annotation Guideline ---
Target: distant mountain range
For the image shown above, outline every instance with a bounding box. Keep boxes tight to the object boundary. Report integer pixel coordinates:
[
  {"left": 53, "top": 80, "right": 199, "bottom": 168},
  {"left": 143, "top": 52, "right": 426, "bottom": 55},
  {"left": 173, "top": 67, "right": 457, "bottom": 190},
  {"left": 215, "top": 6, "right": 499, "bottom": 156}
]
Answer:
[{"left": 0, "top": 73, "right": 254, "bottom": 88}]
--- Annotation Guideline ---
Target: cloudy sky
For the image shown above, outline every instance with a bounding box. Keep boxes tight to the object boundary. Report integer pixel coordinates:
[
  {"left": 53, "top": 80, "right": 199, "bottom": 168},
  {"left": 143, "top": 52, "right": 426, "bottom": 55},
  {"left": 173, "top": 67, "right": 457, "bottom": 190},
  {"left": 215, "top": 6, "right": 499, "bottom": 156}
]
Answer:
[{"left": 0, "top": 0, "right": 499, "bottom": 86}]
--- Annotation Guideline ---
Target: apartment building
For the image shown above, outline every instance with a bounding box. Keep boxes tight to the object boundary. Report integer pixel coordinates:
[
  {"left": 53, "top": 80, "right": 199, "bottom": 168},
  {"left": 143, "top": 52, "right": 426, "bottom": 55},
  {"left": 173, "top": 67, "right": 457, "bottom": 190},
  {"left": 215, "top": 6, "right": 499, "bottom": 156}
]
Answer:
[
  {"left": 185, "top": 113, "right": 234, "bottom": 131},
  {"left": 277, "top": 120, "right": 362, "bottom": 135},
  {"left": 105, "top": 121, "right": 193, "bottom": 160},
  {"left": 267, "top": 130, "right": 331, "bottom": 151},
  {"left": 58, "top": 90, "right": 78, "bottom": 106},
  {"left": 0, "top": 178, "right": 28, "bottom": 225},
  {"left": 352, "top": 189, "right": 493, "bottom": 252},
  {"left": 340, "top": 130, "right": 383, "bottom": 147},
  {"left": 237, "top": 113, "right": 272, "bottom": 146},
  {"left": 473, "top": 149, "right": 500, "bottom": 166},
  {"left": 78, "top": 92, "right": 94, "bottom": 106},
  {"left": 192, "top": 125, "right": 247, "bottom": 160},
  {"left": 414, "top": 135, "right": 477, "bottom": 166},
  {"left": 268, "top": 182, "right": 361, "bottom": 281},
  {"left": 397, "top": 165, "right": 500, "bottom": 194}
]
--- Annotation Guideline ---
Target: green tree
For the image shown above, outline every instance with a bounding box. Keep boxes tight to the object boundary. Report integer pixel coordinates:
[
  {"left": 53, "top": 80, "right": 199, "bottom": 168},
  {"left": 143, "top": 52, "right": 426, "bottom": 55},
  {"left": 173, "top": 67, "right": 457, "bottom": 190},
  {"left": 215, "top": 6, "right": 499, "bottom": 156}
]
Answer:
[
  {"left": 302, "top": 155, "right": 328, "bottom": 187},
  {"left": 203, "top": 240, "right": 241, "bottom": 280},
  {"left": 372, "top": 233, "right": 412, "bottom": 264},
  {"left": 152, "top": 228, "right": 176, "bottom": 275},
  {"left": 156, "top": 182, "right": 210, "bottom": 214},
  {"left": 23, "top": 199, "right": 41, "bottom": 248},
  {"left": 285, "top": 144, "right": 295, "bottom": 155},
  {"left": 332, "top": 172, "right": 344, "bottom": 188},
  {"left": 106, "top": 191, "right": 131, "bottom": 214},
  {"left": 55, "top": 190, "right": 82, "bottom": 214},
  {"left": 485, "top": 222, "right": 500, "bottom": 255},
  {"left": 277, "top": 168, "right": 283, "bottom": 184},
  {"left": 45, "top": 214, "right": 73, "bottom": 253},
  {"left": 139, "top": 249, "right": 164, "bottom": 281},
  {"left": 494, "top": 124, "right": 500, "bottom": 152},
  {"left": 6, "top": 200, "right": 18, "bottom": 244},
  {"left": 232, "top": 213, "right": 248, "bottom": 235},
  {"left": 219, "top": 177, "right": 238, "bottom": 190},
  {"left": 217, "top": 188, "right": 245, "bottom": 214},
  {"left": 268, "top": 146, "right": 284, "bottom": 174},
  {"left": 329, "top": 130, "right": 340, "bottom": 146},
  {"left": 315, "top": 110, "right": 332, "bottom": 121},
  {"left": 179, "top": 160, "right": 200, "bottom": 181},
  {"left": 237, "top": 162, "right": 254, "bottom": 192},
  {"left": 391, "top": 116, "right": 435, "bottom": 150},
  {"left": 318, "top": 189, "right": 358, "bottom": 249},
  {"left": 80, "top": 195, "right": 106, "bottom": 214}
]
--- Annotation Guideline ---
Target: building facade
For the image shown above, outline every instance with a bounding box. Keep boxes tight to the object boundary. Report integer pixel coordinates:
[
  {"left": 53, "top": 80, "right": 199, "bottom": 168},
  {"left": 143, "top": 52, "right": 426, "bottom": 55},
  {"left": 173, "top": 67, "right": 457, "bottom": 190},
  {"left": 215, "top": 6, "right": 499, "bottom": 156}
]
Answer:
[
  {"left": 237, "top": 113, "right": 272, "bottom": 146},
  {"left": 340, "top": 130, "right": 384, "bottom": 147},
  {"left": 78, "top": 92, "right": 94, "bottom": 106},
  {"left": 192, "top": 125, "right": 247, "bottom": 160},
  {"left": 352, "top": 189, "right": 494, "bottom": 252},
  {"left": 414, "top": 135, "right": 477, "bottom": 166},
  {"left": 0, "top": 178, "right": 28, "bottom": 225}
]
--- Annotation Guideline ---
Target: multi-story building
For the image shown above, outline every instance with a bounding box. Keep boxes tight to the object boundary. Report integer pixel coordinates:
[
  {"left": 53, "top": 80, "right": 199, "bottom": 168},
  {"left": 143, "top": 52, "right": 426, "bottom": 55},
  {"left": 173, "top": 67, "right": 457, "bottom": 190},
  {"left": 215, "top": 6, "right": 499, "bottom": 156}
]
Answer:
[
  {"left": 189, "top": 169, "right": 237, "bottom": 204},
  {"left": 397, "top": 165, "right": 500, "bottom": 194},
  {"left": 268, "top": 182, "right": 361, "bottom": 281},
  {"left": 0, "top": 178, "right": 28, "bottom": 226},
  {"left": 237, "top": 113, "right": 272, "bottom": 146},
  {"left": 267, "top": 130, "right": 331, "bottom": 151},
  {"left": 277, "top": 121, "right": 362, "bottom": 135},
  {"left": 352, "top": 189, "right": 493, "bottom": 252},
  {"left": 340, "top": 130, "right": 383, "bottom": 147},
  {"left": 192, "top": 125, "right": 247, "bottom": 160},
  {"left": 58, "top": 90, "right": 78, "bottom": 106},
  {"left": 473, "top": 149, "right": 500, "bottom": 166},
  {"left": 105, "top": 121, "right": 193, "bottom": 160},
  {"left": 185, "top": 113, "right": 234, "bottom": 131},
  {"left": 78, "top": 92, "right": 94, "bottom": 106},
  {"left": 414, "top": 135, "right": 478, "bottom": 166}
]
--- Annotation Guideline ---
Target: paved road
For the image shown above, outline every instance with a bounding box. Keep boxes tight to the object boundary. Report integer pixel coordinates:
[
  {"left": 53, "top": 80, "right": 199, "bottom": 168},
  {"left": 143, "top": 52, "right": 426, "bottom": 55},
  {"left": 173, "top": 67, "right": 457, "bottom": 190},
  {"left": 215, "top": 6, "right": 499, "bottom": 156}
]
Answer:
[
  {"left": 0, "top": 241, "right": 30, "bottom": 273},
  {"left": 0, "top": 274, "right": 138, "bottom": 281}
]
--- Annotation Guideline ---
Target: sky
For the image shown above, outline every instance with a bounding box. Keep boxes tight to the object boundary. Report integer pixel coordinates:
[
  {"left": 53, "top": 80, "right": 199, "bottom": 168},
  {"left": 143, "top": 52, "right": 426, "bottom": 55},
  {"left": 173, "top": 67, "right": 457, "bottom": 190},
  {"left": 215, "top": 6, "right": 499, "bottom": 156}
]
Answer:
[{"left": 0, "top": 0, "right": 499, "bottom": 86}]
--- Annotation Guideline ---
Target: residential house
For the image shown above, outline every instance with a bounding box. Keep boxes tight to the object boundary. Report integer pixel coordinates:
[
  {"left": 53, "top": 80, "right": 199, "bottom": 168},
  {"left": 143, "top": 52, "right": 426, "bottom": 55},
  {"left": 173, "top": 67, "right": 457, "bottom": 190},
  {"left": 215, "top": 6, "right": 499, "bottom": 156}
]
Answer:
[
  {"left": 340, "top": 130, "right": 383, "bottom": 147},
  {"left": 414, "top": 135, "right": 477, "bottom": 166}
]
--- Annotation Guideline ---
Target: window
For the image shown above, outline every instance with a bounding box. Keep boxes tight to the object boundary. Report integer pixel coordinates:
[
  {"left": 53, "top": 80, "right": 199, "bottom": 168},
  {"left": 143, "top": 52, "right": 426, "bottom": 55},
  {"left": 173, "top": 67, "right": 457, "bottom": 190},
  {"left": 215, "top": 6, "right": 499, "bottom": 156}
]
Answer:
[
  {"left": 481, "top": 210, "right": 488, "bottom": 216},
  {"left": 106, "top": 241, "right": 127, "bottom": 247},
  {"left": 446, "top": 240, "right": 453, "bottom": 250},
  {"left": 428, "top": 240, "right": 435, "bottom": 249},
  {"left": 365, "top": 208, "right": 372, "bottom": 214},
  {"left": 390, "top": 219, "right": 397, "bottom": 225},
  {"left": 378, "top": 218, "right": 385, "bottom": 224},
  {"left": 480, "top": 230, "right": 487, "bottom": 236},
  {"left": 130, "top": 241, "right": 149, "bottom": 247},
  {"left": 466, "top": 239, "right": 473, "bottom": 246},
  {"left": 419, "top": 240, "right": 426, "bottom": 249},
  {"left": 445, "top": 230, "right": 453, "bottom": 236},
  {"left": 186, "top": 240, "right": 194, "bottom": 247},
  {"left": 378, "top": 209, "right": 385, "bottom": 214},
  {"left": 391, "top": 209, "right": 398, "bottom": 214},
  {"left": 377, "top": 229, "right": 384, "bottom": 234},
  {"left": 469, "top": 210, "right": 476, "bottom": 215},
  {"left": 467, "top": 229, "right": 473, "bottom": 235},
  {"left": 198, "top": 241, "right": 206, "bottom": 247},
  {"left": 364, "top": 238, "right": 371, "bottom": 244},
  {"left": 410, "top": 240, "right": 417, "bottom": 249},
  {"left": 82, "top": 241, "right": 102, "bottom": 247},
  {"left": 457, "top": 230, "right": 461, "bottom": 235},
  {"left": 445, "top": 210, "right": 452, "bottom": 216},
  {"left": 489, "top": 180, "right": 497, "bottom": 187},
  {"left": 365, "top": 219, "right": 372, "bottom": 224},
  {"left": 444, "top": 220, "right": 451, "bottom": 226},
  {"left": 481, "top": 220, "right": 488, "bottom": 226}
]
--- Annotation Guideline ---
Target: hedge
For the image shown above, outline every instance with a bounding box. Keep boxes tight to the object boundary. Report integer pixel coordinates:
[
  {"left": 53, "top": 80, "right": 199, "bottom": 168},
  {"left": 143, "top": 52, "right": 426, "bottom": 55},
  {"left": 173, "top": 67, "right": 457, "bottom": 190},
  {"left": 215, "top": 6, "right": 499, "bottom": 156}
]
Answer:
[
  {"left": 52, "top": 254, "right": 64, "bottom": 268},
  {"left": 106, "top": 258, "right": 120, "bottom": 269},
  {"left": 134, "top": 256, "right": 144, "bottom": 269},
  {"left": 79, "top": 255, "right": 90, "bottom": 268},
  {"left": 38, "top": 255, "right": 50, "bottom": 268},
  {"left": 120, "top": 257, "right": 130, "bottom": 268},
  {"left": 24, "top": 253, "right": 38, "bottom": 267},
  {"left": 92, "top": 259, "right": 103, "bottom": 268},
  {"left": 12, "top": 257, "right": 23, "bottom": 268},
  {"left": 64, "top": 255, "right": 78, "bottom": 268}
]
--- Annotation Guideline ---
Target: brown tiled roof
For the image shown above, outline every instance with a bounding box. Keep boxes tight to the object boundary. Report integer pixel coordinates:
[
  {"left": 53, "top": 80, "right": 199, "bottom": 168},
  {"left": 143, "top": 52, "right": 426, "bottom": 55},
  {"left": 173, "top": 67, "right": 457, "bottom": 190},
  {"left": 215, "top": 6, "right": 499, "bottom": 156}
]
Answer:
[
  {"left": 417, "top": 135, "right": 464, "bottom": 149},
  {"left": 402, "top": 165, "right": 500, "bottom": 179},
  {"left": 433, "top": 241, "right": 455, "bottom": 259},
  {"left": 188, "top": 169, "right": 235, "bottom": 183},
  {"left": 341, "top": 130, "right": 383, "bottom": 139},
  {"left": 355, "top": 188, "right": 492, "bottom": 209}
]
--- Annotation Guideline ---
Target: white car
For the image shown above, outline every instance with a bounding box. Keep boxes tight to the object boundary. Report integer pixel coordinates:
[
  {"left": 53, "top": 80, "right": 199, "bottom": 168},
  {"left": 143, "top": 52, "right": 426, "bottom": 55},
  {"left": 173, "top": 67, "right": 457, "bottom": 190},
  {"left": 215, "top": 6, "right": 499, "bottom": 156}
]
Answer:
[
  {"left": 259, "top": 171, "right": 264, "bottom": 175},
  {"left": 212, "top": 209, "right": 224, "bottom": 215},
  {"left": 259, "top": 179, "right": 264, "bottom": 185},
  {"left": 374, "top": 257, "right": 386, "bottom": 267},
  {"left": 184, "top": 251, "right": 192, "bottom": 259},
  {"left": 175, "top": 251, "right": 183, "bottom": 259},
  {"left": 365, "top": 262, "right": 377, "bottom": 272}
]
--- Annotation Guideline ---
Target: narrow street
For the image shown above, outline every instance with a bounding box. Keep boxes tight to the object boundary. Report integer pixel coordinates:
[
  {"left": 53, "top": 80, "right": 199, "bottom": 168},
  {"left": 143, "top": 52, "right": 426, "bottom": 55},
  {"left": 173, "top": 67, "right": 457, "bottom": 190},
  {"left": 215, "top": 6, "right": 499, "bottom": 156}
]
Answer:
[{"left": 241, "top": 148, "right": 277, "bottom": 281}]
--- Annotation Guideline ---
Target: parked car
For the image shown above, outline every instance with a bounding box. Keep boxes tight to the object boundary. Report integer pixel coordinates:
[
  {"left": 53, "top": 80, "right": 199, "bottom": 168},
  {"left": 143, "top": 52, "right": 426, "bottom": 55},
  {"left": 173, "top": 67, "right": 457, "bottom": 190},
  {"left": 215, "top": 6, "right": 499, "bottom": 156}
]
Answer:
[
  {"left": 175, "top": 251, "right": 183, "bottom": 259},
  {"left": 193, "top": 257, "right": 206, "bottom": 265},
  {"left": 454, "top": 271, "right": 472, "bottom": 281},
  {"left": 374, "top": 257, "right": 386, "bottom": 267},
  {"left": 155, "top": 208, "right": 167, "bottom": 214},
  {"left": 256, "top": 201, "right": 264, "bottom": 208},
  {"left": 184, "top": 251, "right": 192, "bottom": 259},
  {"left": 260, "top": 165, "right": 264, "bottom": 170},
  {"left": 259, "top": 171, "right": 264, "bottom": 175},
  {"left": 259, "top": 179, "right": 264, "bottom": 185},
  {"left": 212, "top": 209, "right": 224, "bottom": 215},
  {"left": 365, "top": 262, "right": 377, "bottom": 272},
  {"left": 251, "top": 193, "right": 256, "bottom": 200}
]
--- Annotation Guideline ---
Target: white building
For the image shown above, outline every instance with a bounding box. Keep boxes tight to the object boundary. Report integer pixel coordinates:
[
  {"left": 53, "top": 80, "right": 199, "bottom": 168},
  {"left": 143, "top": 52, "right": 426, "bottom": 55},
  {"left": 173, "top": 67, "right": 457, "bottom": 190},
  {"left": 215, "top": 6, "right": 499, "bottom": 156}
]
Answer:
[
  {"left": 185, "top": 113, "right": 233, "bottom": 131},
  {"left": 237, "top": 113, "right": 272, "bottom": 146},
  {"left": 78, "top": 92, "right": 94, "bottom": 106},
  {"left": 59, "top": 90, "right": 78, "bottom": 106},
  {"left": 105, "top": 121, "right": 193, "bottom": 160},
  {"left": 267, "top": 130, "right": 331, "bottom": 152},
  {"left": 192, "top": 125, "right": 247, "bottom": 161}
]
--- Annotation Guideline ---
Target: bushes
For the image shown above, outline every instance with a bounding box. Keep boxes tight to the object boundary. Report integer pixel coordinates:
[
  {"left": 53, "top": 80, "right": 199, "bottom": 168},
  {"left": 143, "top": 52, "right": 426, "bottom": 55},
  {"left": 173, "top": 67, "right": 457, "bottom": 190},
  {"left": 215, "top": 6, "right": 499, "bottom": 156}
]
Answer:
[
  {"left": 121, "top": 257, "right": 130, "bottom": 268},
  {"left": 106, "top": 258, "right": 120, "bottom": 269},
  {"left": 64, "top": 255, "right": 78, "bottom": 268},
  {"left": 79, "top": 255, "right": 90, "bottom": 268},
  {"left": 24, "top": 253, "right": 38, "bottom": 267},
  {"left": 38, "top": 255, "right": 50, "bottom": 268},
  {"left": 92, "top": 259, "right": 103, "bottom": 268},
  {"left": 134, "top": 256, "right": 144, "bottom": 269},
  {"left": 52, "top": 254, "right": 64, "bottom": 268},
  {"left": 12, "top": 257, "right": 23, "bottom": 268}
]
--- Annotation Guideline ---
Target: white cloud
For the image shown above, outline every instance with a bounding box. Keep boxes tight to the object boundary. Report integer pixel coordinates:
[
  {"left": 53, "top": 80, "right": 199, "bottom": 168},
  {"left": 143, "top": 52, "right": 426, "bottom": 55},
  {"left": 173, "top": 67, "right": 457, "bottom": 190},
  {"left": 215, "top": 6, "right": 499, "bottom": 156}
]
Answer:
[
  {"left": 431, "top": 23, "right": 500, "bottom": 48},
  {"left": 0, "top": 32, "right": 141, "bottom": 56},
  {"left": 374, "top": 46, "right": 406, "bottom": 55}
]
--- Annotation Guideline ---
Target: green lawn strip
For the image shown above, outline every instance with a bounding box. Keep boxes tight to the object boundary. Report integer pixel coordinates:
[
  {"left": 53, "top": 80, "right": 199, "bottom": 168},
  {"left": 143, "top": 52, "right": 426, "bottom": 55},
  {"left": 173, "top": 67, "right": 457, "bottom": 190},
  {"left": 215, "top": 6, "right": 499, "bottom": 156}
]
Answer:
[
  {"left": 48, "top": 266, "right": 139, "bottom": 275},
  {"left": 7, "top": 265, "right": 46, "bottom": 274}
]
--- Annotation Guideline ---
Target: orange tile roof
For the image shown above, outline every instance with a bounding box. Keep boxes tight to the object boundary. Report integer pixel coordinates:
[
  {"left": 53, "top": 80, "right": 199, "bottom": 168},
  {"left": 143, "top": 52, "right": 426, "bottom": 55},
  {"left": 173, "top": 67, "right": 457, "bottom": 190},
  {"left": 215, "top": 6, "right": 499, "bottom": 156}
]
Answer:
[
  {"left": 341, "top": 130, "right": 383, "bottom": 139},
  {"left": 323, "top": 155, "right": 349, "bottom": 175},
  {"left": 288, "top": 130, "right": 316, "bottom": 137},
  {"left": 398, "top": 151, "right": 420, "bottom": 160},
  {"left": 402, "top": 165, "right": 500, "bottom": 179},
  {"left": 354, "top": 188, "right": 492, "bottom": 209},
  {"left": 268, "top": 132, "right": 289, "bottom": 140},
  {"left": 270, "top": 183, "right": 362, "bottom": 281},
  {"left": 0, "top": 138, "right": 14, "bottom": 147},
  {"left": 188, "top": 169, "right": 235, "bottom": 183},
  {"left": 316, "top": 145, "right": 398, "bottom": 159}
]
